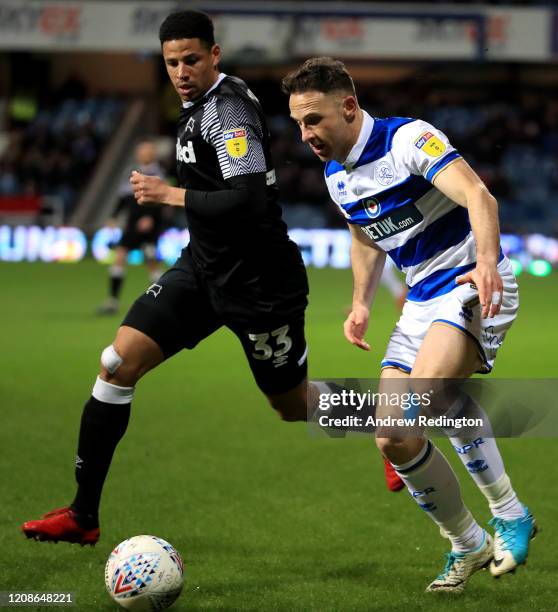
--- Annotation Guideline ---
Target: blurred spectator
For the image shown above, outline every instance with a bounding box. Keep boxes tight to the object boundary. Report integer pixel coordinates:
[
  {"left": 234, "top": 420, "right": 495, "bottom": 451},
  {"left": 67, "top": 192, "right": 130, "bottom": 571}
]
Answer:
[
  {"left": 264, "top": 82, "right": 558, "bottom": 233},
  {"left": 2, "top": 74, "right": 557, "bottom": 233},
  {"left": 0, "top": 96, "right": 123, "bottom": 216}
]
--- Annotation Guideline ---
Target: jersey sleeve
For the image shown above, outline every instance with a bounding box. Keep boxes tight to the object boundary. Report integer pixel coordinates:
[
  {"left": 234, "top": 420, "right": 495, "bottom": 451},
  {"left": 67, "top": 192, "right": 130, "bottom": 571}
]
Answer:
[
  {"left": 201, "top": 94, "right": 267, "bottom": 180},
  {"left": 392, "top": 119, "right": 461, "bottom": 183}
]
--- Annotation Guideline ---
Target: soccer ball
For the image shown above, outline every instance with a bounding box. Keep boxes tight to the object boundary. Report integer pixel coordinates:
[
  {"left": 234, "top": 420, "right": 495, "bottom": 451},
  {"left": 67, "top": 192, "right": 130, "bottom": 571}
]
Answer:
[{"left": 105, "top": 535, "right": 184, "bottom": 611}]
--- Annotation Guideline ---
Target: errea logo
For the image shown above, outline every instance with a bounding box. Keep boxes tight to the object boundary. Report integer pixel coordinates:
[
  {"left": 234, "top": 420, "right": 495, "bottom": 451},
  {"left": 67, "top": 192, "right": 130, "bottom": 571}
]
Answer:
[{"left": 176, "top": 138, "right": 196, "bottom": 163}]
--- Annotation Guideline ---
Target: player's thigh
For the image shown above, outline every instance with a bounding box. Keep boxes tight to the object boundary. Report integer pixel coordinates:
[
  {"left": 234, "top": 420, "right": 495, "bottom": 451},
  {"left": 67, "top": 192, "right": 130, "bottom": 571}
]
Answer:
[
  {"left": 410, "top": 322, "right": 483, "bottom": 418},
  {"left": 121, "top": 265, "right": 222, "bottom": 364},
  {"left": 412, "top": 322, "right": 482, "bottom": 380},
  {"left": 230, "top": 316, "right": 308, "bottom": 419}
]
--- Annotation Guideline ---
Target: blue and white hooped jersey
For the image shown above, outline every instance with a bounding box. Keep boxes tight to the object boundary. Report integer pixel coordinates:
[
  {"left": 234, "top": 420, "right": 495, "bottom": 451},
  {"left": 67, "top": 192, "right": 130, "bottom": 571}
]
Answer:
[{"left": 325, "top": 111, "right": 498, "bottom": 302}]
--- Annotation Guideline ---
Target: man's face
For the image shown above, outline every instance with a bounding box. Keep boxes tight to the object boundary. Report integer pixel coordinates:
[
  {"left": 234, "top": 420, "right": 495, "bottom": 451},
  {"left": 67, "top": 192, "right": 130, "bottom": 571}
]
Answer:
[
  {"left": 289, "top": 90, "right": 358, "bottom": 162},
  {"left": 162, "top": 38, "right": 221, "bottom": 103}
]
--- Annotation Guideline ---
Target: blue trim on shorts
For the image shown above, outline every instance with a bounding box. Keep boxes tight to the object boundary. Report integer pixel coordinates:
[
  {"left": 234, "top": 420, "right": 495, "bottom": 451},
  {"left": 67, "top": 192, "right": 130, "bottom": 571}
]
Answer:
[
  {"left": 432, "top": 318, "right": 492, "bottom": 373},
  {"left": 381, "top": 360, "right": 412, "bottom": 372}
]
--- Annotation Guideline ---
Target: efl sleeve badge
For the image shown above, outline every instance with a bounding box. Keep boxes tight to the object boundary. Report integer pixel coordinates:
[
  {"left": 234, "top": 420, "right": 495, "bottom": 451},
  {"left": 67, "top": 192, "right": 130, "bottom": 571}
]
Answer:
[
  {"left": 223, "top": 128, "right": 248, "bottom": 158},
  {"left": 414, "top": 131, "right": 446, "bottom": 158}
]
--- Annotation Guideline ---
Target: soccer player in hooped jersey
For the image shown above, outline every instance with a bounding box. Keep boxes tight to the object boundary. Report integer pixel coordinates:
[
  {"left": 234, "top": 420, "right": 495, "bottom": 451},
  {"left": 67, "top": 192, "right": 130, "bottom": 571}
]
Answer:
[
  {"left": 284, "top": 58, "right": 537, "bottom": 593},
  {"left": 21, "top": 11, "right": 329, "bottom": 547}
]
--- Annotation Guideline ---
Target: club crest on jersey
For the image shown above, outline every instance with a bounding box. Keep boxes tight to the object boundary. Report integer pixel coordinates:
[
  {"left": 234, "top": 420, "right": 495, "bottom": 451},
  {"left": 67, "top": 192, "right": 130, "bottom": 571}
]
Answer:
[
  {"left": 362, "top": 196, "right": 382, "bottom": 219},
  {"left": 223, "top": 128, "right": 248, "bottom": 158},
  {"left": 185, "top": 117, "right": 196, "bottom": 133},
  {"left": 414, "top": 131, "right": 446, "bottom": 158},
  {"left": 374, "top": 161, "right": 395, "bottom": 186}
]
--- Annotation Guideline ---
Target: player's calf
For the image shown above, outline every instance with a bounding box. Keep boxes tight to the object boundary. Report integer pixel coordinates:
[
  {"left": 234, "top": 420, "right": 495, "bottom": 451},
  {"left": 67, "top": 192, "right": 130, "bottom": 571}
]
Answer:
[{"left": 267, "top": 379, "right": 308, "bottom": 421}]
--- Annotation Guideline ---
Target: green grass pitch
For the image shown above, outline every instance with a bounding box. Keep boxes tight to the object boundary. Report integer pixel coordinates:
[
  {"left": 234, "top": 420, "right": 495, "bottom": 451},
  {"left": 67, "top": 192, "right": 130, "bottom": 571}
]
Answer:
[{"left": 1, "top": 261, "right": 556, "bottom": 611}]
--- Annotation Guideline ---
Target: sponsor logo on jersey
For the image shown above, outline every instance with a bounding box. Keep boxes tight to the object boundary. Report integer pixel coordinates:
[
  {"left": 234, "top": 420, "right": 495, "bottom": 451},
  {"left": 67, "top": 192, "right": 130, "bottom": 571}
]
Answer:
[
  {"left": 176, "top": 138, "right": 196, "bottom": 163},
  {"left": 223, "top": 128, "right": 248, "bottom": 158},
  {"left": 360, "top": 202, "right": 424, "bottom": 242},
  {"left": 374, "top": 160, "right": 395, "bottom": 186},
  {"left": 362, "top": 196, "right": 382, "bottom": 219},
  {"left": 337, "top": 180, "right": 347, "bottom": 197},
  {"left": 414, "top": 131, "right": 446, "bottom": 158}
]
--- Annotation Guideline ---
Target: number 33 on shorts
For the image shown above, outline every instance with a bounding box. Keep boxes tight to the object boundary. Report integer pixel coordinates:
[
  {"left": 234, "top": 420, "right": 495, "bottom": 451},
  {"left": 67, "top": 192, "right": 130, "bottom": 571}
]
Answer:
[{"left": 249, "top": 325, "right": 293, "bottom": 368}]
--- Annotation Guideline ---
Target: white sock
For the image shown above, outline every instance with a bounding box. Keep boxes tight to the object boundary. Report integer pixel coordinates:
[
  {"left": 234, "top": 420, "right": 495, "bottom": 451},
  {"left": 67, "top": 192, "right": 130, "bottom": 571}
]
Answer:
[
  {"left": 92, "top": 376, "right": 134, "bottom": 404},
  {"left": 392, "top": 440, "right": 484, "bottom": 553},
  {"left": 480, "top": 473, "right": 525, "bottom": 520},
  {"left": 445, "top": 397, "right": 524, "bottom": 520}
]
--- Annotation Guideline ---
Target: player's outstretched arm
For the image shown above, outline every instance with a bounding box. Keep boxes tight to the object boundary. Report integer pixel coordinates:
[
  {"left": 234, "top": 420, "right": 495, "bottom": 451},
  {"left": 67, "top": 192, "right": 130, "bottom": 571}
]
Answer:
[
  {"left": 130, "top": 171, "right": 186, "bottom": 207},
  {"left": 344, "top": 224, "right": 386, "bottom": 351},
  {"left": 433, "top": 159, "right": 503, "bottom": 319}
]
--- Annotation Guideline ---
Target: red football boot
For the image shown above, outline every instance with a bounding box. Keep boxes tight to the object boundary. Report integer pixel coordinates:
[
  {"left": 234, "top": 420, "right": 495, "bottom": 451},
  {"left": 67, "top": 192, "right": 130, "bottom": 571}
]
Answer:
[
  {"left": 21, "top": 507, "right": 100, "bottom": 546},
  {"left": 384, "top": 457, "right": 405, "bottom": 492}
]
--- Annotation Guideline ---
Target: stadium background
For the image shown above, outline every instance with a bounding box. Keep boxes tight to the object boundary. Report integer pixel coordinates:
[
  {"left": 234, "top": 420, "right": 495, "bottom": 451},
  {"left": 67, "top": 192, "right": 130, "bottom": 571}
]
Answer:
[{"left": 1, "top": 1, "right": 556, "bottom": 610}]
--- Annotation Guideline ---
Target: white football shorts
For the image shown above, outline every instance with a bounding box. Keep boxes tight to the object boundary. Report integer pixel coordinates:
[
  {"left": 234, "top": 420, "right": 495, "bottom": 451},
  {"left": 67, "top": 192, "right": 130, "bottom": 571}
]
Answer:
[{"left": 381, "top": 257, "right": 519, "bottom": 374}]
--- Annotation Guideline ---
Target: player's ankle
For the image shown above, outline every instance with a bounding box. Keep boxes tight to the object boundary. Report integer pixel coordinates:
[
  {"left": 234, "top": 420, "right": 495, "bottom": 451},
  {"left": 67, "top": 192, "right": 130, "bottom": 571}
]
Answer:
[{"left": 69, "top": 505, "right": 99, "bottom": 530}]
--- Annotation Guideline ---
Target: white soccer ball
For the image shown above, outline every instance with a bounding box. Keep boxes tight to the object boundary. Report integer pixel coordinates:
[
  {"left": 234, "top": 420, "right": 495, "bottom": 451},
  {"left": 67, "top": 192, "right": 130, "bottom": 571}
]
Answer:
[{"left": 105, "top": 535, "right": 184, "bottom": 611}]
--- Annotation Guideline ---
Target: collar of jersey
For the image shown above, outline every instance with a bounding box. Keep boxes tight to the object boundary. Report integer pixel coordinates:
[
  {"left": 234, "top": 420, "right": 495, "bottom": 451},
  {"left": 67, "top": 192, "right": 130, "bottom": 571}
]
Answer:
[
  {"left": 343, "top": 110, "right": 374, "bottom": 171},
  {"left": 181, "top": 72, "right": 227, "bottom": 109}
]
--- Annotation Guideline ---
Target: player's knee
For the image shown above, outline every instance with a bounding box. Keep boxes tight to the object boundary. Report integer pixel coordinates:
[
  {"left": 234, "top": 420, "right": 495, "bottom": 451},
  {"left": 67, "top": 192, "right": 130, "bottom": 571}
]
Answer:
[
  {"left": 99, "top": 344, "right": 140, "bottom": 387},
  {"left": 277, "top": 408, "right": 305, "bottom": 422},
  {"left": 376, "top": 436, "right": 411, "bottom": 456},
  {"left": 269, "top": 396, "right": 307, "bottom": 422},
  {"left": 376, "top": 436, "right": 425, "bottom": 463}
]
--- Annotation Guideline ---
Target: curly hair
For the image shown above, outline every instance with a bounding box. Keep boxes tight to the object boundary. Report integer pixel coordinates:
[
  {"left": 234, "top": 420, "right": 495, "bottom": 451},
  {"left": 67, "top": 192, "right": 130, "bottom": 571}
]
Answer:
[{"left": 159, "top": 10, "right": 215, "bottom": 49}]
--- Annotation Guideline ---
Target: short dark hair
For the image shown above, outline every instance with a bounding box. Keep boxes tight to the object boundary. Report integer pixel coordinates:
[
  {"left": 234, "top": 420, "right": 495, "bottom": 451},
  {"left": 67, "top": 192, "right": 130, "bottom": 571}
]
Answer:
[
  {"left": 159, "top": 10, "right": 215, "bottom": 49},
  {"left": 281, "top": 57, "right": 356, "bottom": 97}
]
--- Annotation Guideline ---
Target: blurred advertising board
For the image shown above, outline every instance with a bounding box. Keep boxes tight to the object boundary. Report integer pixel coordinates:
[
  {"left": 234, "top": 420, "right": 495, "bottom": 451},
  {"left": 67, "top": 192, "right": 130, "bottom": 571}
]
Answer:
[
  {"left": 0, "top": 1, "right": 289, "bottom": 60},
  {"left": 0, "top": 1, "right": 553, "bottom": 62},
  {"left": 0, "top": 225, "right": 556, "bottom": 277}
]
